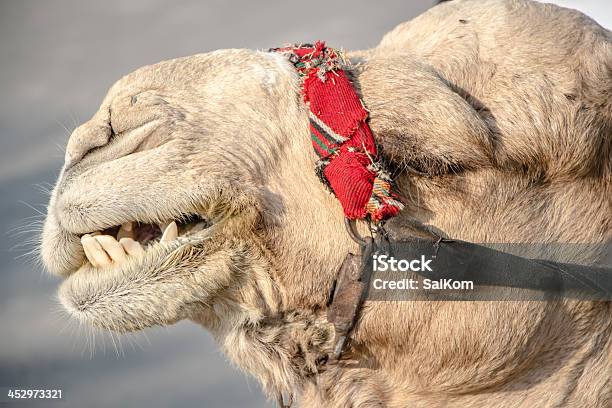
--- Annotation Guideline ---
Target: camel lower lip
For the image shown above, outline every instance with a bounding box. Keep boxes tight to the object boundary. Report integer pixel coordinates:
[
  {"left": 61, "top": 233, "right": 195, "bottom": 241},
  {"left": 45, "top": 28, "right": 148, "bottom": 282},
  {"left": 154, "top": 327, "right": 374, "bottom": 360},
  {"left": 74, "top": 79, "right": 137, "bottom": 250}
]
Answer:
[{"left": 56, "top": 234, "right": 208, "bottom": 331}]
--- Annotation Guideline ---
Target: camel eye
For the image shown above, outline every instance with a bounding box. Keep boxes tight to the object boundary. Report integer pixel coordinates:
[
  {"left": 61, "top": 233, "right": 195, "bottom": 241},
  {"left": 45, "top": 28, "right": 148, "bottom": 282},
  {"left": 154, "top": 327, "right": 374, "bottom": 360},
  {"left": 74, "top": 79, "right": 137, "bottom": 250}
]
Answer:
[{"left": 130, "top": 95, "right": 138, "bottom": 105}]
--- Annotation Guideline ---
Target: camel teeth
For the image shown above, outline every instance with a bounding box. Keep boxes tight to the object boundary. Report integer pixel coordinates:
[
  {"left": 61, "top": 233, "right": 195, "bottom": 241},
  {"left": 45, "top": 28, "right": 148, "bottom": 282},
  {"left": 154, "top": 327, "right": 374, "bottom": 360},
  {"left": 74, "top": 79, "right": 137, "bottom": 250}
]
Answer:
[
  {"left": 160, "top": 221, "right": 178, "bottom": 242},
  {"left": 117, "top": 222, "right": 133, "bottom": 240}
]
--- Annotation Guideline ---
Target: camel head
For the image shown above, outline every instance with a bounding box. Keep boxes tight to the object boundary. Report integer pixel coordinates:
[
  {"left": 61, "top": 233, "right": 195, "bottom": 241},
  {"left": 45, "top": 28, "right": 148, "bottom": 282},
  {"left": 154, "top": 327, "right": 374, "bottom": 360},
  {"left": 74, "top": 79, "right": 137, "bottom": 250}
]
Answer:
[{"left": 41, "top": 49, "right": 357, "bottom": 333}]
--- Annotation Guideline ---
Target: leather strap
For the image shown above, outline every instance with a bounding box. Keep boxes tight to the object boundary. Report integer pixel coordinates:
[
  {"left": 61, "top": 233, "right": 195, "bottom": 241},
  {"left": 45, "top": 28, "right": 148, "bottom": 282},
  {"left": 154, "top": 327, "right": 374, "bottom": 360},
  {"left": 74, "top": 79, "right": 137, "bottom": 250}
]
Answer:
[{"left": 326, "top": 236, "right": 376, "bottom": 361}]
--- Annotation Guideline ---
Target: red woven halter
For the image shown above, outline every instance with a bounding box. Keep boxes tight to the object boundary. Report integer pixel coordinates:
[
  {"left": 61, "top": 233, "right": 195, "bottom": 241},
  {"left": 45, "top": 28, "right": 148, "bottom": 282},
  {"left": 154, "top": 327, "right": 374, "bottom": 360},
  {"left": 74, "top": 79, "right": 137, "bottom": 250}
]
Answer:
[{"left": 271, "top": 42, "right": 403, "bottom": 222}]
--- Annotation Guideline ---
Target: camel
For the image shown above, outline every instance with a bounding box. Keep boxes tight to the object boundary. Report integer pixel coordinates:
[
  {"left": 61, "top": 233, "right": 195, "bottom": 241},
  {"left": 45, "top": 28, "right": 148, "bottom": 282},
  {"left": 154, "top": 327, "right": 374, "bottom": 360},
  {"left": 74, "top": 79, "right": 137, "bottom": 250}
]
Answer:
[{"left": 40, "top": 0, "right": 611, "bottom": 406}]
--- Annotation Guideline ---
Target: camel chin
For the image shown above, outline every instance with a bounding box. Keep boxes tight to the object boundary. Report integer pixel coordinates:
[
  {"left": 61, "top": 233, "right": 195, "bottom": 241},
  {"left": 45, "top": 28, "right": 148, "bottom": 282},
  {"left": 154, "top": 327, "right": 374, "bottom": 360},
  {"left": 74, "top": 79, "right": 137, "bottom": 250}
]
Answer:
[{"left": 40, "top": 48, "right": 309, "bottom": 334}]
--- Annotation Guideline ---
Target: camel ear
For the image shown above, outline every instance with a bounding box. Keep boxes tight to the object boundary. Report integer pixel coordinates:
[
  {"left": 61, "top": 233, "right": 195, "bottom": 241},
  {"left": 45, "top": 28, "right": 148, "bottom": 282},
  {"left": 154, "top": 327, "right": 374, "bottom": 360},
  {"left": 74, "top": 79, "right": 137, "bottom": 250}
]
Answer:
[{"left": 356, "top": 56, "right": 495, "bottom": 175}]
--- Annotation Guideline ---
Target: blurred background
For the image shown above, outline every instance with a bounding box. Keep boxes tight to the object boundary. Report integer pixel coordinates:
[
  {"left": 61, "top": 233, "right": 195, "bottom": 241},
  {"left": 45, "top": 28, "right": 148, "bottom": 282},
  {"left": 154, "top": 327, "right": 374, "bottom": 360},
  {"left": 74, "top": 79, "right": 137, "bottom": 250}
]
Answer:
[{"left": 0, "top": 1, "right": 608, "bottom": 407}]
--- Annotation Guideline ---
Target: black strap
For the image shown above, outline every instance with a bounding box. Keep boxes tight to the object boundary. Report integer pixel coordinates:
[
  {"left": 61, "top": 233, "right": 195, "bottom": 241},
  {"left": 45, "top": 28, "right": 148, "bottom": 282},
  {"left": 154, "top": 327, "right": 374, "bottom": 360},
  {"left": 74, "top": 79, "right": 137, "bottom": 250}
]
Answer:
[{"left": 386, "top": 238, "right": 612, "bottom": 299}]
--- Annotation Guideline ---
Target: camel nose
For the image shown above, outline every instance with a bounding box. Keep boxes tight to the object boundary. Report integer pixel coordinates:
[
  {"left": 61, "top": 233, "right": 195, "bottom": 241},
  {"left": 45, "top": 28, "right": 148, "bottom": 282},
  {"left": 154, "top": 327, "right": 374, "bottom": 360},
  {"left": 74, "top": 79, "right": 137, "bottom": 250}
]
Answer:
[{"left": 64, "top": 120, "right": 113, "bottom": 171}]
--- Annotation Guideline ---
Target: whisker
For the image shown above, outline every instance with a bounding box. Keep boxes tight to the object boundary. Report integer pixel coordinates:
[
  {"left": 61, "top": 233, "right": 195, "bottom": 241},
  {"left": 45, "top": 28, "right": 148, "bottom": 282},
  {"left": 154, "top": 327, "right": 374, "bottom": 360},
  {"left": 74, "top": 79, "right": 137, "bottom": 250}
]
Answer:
[
  {"left": 17, "top": 200, "right": 46, "bottom": 216},
  {"left": 53, "top": 118, "right": 73, "bottom": 138}
]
